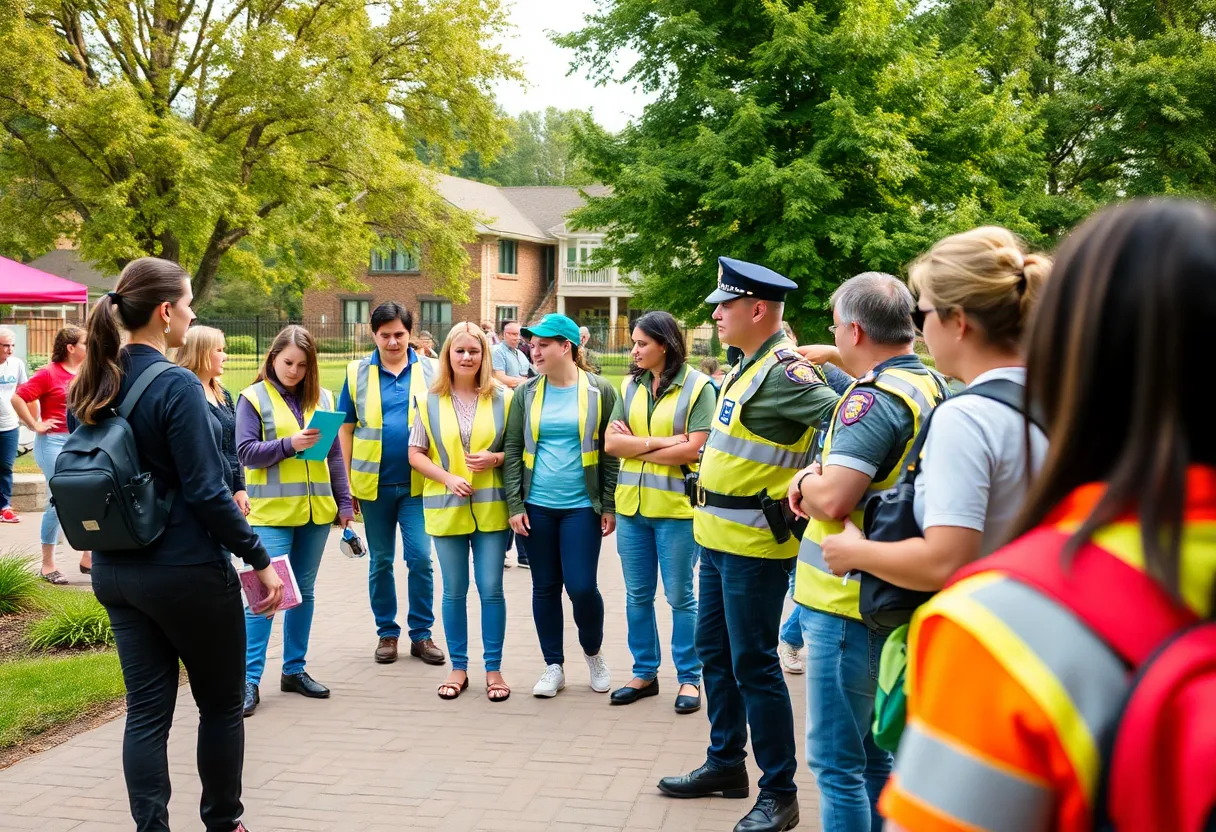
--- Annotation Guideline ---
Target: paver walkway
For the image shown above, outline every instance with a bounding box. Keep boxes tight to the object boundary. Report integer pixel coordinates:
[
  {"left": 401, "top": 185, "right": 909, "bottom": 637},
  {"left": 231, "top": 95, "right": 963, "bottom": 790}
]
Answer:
[{"left": 0, "top": 516, "right": 821, "bottom": 831}]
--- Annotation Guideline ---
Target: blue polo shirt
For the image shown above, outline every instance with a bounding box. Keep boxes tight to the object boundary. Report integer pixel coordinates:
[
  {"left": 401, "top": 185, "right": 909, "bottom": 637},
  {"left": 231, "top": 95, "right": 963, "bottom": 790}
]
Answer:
[{"left": 338, "top": 348, "right": 419, "bottom": 487}]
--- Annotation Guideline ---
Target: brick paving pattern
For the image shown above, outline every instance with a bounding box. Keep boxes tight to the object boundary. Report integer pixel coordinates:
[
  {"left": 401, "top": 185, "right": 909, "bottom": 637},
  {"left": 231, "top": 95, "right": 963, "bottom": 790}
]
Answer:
[{"left": 0, "top": 517, "right": 820, "bottom": 831}]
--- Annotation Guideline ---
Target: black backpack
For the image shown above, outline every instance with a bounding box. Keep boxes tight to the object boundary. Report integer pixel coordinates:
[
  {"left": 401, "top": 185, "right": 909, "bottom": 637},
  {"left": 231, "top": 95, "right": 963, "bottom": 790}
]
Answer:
[
  {"left": 49, "top": 362, "right": 177, "bottom": 552},
  {"left": 859, "top": 378, "right": 1044, "bottom": 630}
]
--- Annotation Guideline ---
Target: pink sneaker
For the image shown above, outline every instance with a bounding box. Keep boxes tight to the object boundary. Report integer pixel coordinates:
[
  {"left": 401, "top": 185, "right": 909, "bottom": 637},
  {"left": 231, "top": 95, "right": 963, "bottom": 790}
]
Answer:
[{"left": 0, "top": 507, "right": 19, "bottom": 523}]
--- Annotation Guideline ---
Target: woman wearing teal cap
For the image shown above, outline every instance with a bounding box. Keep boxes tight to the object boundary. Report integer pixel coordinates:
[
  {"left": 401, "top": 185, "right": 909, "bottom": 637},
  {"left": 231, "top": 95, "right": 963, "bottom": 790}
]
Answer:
[{"left": 503, "top": 313, "right": 621, "bottom": 698}]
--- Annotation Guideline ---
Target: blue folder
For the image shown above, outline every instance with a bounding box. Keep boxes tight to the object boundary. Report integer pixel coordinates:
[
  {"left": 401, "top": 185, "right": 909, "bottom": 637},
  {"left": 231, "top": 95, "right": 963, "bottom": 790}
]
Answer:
[{"left": 294, "top": 410, "right": 346, "bottom": 461}]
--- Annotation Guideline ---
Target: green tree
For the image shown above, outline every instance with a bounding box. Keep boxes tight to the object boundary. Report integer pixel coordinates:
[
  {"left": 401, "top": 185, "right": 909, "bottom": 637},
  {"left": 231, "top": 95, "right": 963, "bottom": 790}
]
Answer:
[
  {"left": 456, "top": 107, "right": 597, "bottom": 186},
  {"left": 557, "top": 0, "right": 1043, "bottom": 338},
  {"left": 0, "top": 0, "right": 522, "bottom": 303}
]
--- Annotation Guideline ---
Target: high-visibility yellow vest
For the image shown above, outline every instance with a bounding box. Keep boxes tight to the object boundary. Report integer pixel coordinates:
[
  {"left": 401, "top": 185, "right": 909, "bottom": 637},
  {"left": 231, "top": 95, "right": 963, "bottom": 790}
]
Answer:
[
  {"left": 693, "top": 340, "right": 815, "bottom": 559},
  {"left": 415, "top": 386, "right": 512, "bottom": 536},
  {"left": 615, "top": 368, "right": 711, "bottom": 520},
  {"left": 794, "top": 365, "right": 945, "bottom": 618},
  {"left": 520, "top": 370, "right": 602, "bottom": 498},
  {"left": 346, "top": 354, "right": 435, "bottom": 500},
  {"left": 240, "top": 382, "right": 338, "bottom": 527}
]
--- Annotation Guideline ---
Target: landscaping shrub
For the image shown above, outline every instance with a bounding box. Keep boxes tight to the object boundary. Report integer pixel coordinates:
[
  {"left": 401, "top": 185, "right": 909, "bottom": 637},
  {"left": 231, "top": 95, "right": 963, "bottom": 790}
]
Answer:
[
  {"left": 315, "top": 337, "right": 352, "bottom": 354},
  {"left": 27, "top": 591, "right": 113, "bottom": 650},
  {"left": 0, "top": 554, "right": 46, "bottom": 615},
  {"left": 225, "top": 334, "right": 257, "bottom": 354}
]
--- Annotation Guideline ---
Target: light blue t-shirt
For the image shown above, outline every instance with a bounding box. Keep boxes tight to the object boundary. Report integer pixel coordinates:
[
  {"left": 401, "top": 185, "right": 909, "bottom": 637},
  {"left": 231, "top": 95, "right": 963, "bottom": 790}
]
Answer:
[{"left": 527, "top": 382, "right": 592, "bottom": 510}]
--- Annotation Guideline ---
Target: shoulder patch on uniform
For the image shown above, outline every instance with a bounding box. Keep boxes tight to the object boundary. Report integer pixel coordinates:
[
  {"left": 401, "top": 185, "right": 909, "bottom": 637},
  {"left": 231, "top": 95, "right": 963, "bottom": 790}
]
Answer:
[
  {"left": 784, "top": 361, "right": 824, "bottom": 386},
  {"left": 840, "top": 391, "right": 875, "bottom": 425},
  {"left": 773, "top": 347, "right": 801, "bottom": 364}
]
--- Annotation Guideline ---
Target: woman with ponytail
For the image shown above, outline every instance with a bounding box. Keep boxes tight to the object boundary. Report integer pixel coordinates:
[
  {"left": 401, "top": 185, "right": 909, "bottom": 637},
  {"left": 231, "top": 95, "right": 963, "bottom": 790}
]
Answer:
[{"left": 71, "top": 257, "right": 281, "bottom": 832}]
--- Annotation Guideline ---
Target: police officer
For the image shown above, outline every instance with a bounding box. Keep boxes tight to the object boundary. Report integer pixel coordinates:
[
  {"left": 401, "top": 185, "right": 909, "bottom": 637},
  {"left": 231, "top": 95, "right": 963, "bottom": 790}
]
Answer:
[
  {"left": 658, "top": 258, "right": 840, "bottom": 832},
  {"left": 788, "top": 272, "right": 947, "bottom": 832}
]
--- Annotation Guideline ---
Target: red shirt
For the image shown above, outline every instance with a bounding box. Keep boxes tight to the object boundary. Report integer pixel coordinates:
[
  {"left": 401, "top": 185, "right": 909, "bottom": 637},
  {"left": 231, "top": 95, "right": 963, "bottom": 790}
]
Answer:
[{"left": 15, "top": 362, "right": 76, "bottom": 433}]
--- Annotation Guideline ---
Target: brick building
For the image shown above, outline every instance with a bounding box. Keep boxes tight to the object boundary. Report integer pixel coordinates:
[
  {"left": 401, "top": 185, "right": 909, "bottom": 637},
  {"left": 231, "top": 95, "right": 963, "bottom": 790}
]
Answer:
[{"left": 303, "top": 175, "right": 638, "bottom": 346}]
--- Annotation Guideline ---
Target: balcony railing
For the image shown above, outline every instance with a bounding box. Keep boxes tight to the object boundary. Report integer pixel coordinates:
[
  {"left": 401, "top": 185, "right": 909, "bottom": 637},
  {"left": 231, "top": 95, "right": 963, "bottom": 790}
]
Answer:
[{"left": 561, "top": 265, "right": 616, "bottom": 285}]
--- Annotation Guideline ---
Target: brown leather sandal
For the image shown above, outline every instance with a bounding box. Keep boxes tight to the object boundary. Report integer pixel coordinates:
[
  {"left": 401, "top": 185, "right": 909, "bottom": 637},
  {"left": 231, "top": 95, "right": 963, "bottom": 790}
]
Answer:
[
  {"left": 41, "top": 570, "right": 69, "bottom": 585},
  {"left": 437, "top": 676, "right": 469, "bottom": 700},
  {"left": 487, "top": 681, "right": 511, "bottom": 703}
]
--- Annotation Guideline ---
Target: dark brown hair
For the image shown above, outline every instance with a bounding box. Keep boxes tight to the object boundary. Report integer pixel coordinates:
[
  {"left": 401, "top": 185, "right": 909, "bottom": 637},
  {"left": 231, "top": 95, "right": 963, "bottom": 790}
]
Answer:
[
  {"left": 629, "top": 311, "right": 688, "bottom": 395},
  {"left": 50, "top": 325, "right": 85, "bottom": 364},
  {"left": 69, "top": 258, "right": 189, "bottom": 425},
  {"left": 1009, "top": 198, "right": 1216, "bottom": 611},
  {"left": 256, "top": 325, "right": 321, "bottom": 413}
]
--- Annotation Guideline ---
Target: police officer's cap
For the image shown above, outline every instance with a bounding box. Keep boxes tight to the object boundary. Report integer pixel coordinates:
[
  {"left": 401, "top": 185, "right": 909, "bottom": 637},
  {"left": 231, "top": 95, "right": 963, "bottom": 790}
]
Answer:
[{"left": 705, "top": 257, "right": 798, "bottom": 304}]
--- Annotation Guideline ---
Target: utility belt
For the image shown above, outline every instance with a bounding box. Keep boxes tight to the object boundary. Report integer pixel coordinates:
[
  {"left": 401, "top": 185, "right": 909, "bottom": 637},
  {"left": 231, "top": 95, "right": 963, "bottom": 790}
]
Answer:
[{"left": 688, "top": 474, "right": 807, "bottom": 545}]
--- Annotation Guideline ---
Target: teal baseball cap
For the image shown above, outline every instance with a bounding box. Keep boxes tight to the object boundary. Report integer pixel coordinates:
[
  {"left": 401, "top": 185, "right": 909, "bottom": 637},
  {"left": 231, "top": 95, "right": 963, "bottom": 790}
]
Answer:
[{"left": 522, "top": 313, "right": 580, "bottom": 344}]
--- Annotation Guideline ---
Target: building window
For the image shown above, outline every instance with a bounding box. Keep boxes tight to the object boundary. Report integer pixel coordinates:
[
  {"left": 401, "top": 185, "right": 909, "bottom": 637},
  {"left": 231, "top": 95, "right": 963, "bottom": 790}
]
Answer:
[
  {"left": 370, "top": 240, "right": 421, "bottom": 273},
  {"left": 496, "top": 305, "right": 519, "bottom": 325},
  {"left": 499, "top": 239, "right": 518, "bottom": 275},
  {"left": 420, "top": 300, "right": 452, "bottom": 342},
  {"left": 342, "top": 299, "right": 370, "bottom": 324}
]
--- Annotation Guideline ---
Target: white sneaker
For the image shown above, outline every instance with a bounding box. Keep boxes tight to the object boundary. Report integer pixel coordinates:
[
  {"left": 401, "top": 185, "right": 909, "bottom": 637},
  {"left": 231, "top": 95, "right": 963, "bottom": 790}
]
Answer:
[
  {"left": 533, "top": 664, "right": 566, "bottom": 698},
  {"left": 585, "top": 652, "right": 611, "bottom": 693},
  {"left": 778, "top": 641, "right": 805, "bottom": 675}
]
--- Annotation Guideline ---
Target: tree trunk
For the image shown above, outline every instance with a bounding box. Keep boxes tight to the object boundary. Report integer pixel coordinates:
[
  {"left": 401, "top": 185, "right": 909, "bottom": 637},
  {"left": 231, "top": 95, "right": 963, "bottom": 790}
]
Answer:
[{"left": 192, "top": 217, "right": 248, "bottom": 304}]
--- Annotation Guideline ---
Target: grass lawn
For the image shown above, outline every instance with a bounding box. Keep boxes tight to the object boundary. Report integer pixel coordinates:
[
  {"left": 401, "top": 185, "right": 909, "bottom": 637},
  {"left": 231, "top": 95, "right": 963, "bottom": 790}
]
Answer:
[{"left": 0, "top": 651, "right": 126, "bottom": 749}]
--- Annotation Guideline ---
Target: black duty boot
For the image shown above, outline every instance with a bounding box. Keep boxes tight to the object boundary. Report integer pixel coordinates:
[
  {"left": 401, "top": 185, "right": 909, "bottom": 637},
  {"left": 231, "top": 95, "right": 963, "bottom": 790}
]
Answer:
[
  {"left": 242, "top": 683, "right": 259, "bottom": 718},
  {"left": 733, "top": 790, "right": 799, "bottom": 832},
  {"left": 280, "top": 672, "right": 330, "bottom": 698},
  {"left": 657, "top": 762, "right": 749, "bottom": 799}
]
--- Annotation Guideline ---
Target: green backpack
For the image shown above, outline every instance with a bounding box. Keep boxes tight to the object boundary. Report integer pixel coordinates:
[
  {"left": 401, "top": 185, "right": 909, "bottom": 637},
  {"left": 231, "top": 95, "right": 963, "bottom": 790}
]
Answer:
[{"left": 872, "top": 623, "right": 910, "bottom": 753}]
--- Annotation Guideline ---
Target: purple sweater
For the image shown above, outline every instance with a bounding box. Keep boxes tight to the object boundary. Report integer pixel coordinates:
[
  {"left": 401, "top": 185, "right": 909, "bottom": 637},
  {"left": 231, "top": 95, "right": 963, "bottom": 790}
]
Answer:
[{"left": 235, "top": 380, "right": 354, "bottom": 519}]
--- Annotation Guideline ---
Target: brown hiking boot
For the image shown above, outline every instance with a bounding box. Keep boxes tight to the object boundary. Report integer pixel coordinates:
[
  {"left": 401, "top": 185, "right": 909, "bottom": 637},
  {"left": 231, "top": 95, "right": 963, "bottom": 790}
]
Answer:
[
  {"left": 374, "top": 636, "right": 399, "bottom": 664},
  {"left": 409, "top": 638, "right": 446, "bottom": 665}
]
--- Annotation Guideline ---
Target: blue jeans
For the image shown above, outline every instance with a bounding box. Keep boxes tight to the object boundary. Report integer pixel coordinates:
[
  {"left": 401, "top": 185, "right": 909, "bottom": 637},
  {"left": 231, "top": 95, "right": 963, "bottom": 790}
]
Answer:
[
  {"left": 245, "top": 522, "right": 331, "bottom": 684},
  {"left": 433, "top": 531, "right": 508, "bottom": 672},
  {"left": 525, "top": 503, "right": 603, "bottom": 665},
  {"left": 801, "top": 608, "right": 893, "bottom": 832},
  {"left": 697, "top": 547, "right": 798, "bottom": 796},
  {"left": 616, "top": 513, "right": 701, "bottom": 685},
  {"left": 362, "top": 486, "right": 434, "bottom": 642},
  {"left": 0, "top": 427, "right": 17, "bottom": 510},
  {"left": 34, "top": 433, "right": 67, "bottom": 545},
  {"left": 779, "top": 570, "right": 804, "bottom": 648}
]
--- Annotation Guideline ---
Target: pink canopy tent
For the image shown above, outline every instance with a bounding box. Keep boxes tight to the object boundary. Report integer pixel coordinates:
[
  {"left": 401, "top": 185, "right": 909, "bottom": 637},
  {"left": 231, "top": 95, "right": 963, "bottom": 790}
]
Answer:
[{"left": 0, "top": 255, "right": 89, "bottom": 304}]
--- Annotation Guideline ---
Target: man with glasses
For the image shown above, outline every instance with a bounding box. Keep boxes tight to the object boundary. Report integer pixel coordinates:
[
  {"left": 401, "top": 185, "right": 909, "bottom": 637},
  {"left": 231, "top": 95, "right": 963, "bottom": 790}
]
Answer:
[{"left": 0, "top": 328, "right": 27, "bottom": 523}]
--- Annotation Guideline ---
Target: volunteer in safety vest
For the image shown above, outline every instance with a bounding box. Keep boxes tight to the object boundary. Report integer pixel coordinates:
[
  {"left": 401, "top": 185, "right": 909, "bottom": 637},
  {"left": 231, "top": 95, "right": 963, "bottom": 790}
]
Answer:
[
  {"left": 882, "top": 199, "right": 1216, "bottom": 832},
  {"left": 603, "top": 311, "right": 715, "bottom": 714},
  {"left": 236, "top": 325, "right": 354, "bottom": 716},
  {"left": 408, "top": 323, "right": 513, "bottom": 703},
  {"left": 337, "top": 302, "right": 445, "bottom": 668},
  {"left": 788, "top": 272, "right": 946, "bottom": 832},
  {"left": 657, "top": 258, "right": 839, "bottom": 832},
  {"left": 502, "top": 313, "right": 620, "bottom": 700}
]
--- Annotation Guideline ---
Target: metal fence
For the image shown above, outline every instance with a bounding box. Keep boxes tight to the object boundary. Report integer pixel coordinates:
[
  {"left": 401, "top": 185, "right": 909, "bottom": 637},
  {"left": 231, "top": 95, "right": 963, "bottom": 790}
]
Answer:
[{"left": 2, "top": 317, "right": 724, "bottom": 365}]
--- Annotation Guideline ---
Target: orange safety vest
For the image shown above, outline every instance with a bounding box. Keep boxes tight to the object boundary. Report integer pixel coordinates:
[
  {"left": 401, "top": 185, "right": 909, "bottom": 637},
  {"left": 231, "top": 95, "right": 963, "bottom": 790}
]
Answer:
[{"left": 880, "top": 468, "right": 1216, "bottom": 832}]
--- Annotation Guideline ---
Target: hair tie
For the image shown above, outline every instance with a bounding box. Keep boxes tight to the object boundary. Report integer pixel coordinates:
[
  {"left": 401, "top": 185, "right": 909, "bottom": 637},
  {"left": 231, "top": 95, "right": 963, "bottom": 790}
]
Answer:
[{"left": 107, "top": 291, "right": 122, "bottom": 305}]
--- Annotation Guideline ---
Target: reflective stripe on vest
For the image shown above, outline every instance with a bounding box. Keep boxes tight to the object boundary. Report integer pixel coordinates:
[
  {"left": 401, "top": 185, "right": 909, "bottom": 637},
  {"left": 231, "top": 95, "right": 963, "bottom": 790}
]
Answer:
[
  {"left": 241, "top": 383, "right": 337, "bottom": 527},
  {"left": 347, "top": 355, "right": 435, "bottom": 500},
  {"left": 794, "top": 366, "right": 944, "bottom": 618},
  {"left": 520, "top": 370, "right": 601, "bottom": 496},
  {"left": 615, "top": 368, "right": 709, "bottom": 519},
  {"left": 908, "top": 573, "right": 1128, "bottom": 814},
  {"left": 417, "top": 387, "right": 511, "bottom": 535},
  {"left": 693, "top": 340, "right": 814, "bottom": 559}
]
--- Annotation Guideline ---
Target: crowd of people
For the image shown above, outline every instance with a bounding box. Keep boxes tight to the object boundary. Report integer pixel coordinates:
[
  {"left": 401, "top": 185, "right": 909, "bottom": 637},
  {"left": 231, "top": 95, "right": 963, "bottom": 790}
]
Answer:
[{"left": 3, "top": 196, "right": 1214, "bottom": 832}]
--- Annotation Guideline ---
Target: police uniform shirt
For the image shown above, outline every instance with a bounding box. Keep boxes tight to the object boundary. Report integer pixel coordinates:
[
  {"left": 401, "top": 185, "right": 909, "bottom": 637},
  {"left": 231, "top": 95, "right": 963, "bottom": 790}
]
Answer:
[
  {"left": 726, "top": 332, "right": 840, "bottom": 443},
  {"left": 823, "top": 354, "right": 930, "bottom": 482},
  {"left": 608, "top": 364, "right": 716, "bottom": 432}
]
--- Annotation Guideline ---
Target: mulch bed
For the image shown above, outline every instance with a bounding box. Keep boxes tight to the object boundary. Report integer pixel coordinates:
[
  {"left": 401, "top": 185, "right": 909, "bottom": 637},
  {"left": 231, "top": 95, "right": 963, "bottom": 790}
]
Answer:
[{"left": 0, "top": 610, "right": 40, "bottom": 662}]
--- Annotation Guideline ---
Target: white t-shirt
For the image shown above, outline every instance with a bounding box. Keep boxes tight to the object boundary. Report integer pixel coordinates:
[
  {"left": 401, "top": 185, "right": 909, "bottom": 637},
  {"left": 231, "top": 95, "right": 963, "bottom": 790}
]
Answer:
[
  {"left": 0, "top": 356, "right": 28, "bottom": 432},
  {"left": 913, "top": 366, "right": 1049, "bottom": 556}
]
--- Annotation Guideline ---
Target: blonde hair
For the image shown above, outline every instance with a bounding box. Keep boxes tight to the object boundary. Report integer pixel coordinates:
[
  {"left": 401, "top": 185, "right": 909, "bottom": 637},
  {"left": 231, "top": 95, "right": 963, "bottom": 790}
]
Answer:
[
  {"left": 176, "top": 326, "right": 226, "bottom": 398},
  {"left": 908, "top": 226, "right": 1052, "bottom": 351},
  {"left": 431, "top": 322, "right": 497, "bottom": 400},
  {"left": 256, "top": 325, "right": 321, "bottom": 412}
]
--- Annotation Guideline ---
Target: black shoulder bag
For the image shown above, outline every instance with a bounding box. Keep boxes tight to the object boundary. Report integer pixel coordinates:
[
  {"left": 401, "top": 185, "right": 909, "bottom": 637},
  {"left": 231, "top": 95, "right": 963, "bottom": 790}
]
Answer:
[{"left": 859, "top": 378, "right": 1044, "bottom": 631}]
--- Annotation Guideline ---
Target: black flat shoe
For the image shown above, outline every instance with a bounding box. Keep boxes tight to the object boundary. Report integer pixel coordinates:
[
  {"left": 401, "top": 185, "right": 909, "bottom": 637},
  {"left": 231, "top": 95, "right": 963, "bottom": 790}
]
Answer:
[
  {"left": 242, "top": 683, "right": 259, "bottom": 718},
  {"left": 280, "top": 672, "right": 330, "bottom": 699},
  {"left": 610, "top": 679, "right": 659, "bottom": 705},
  {"left": 674, "top": 685, "right": 702, "bottom": 714},
  {"left": 658, "top": 762, "right": 749, "bottom": 799},
  {"left": 733, "top": 791, "right": 799, "bottom": 832}
]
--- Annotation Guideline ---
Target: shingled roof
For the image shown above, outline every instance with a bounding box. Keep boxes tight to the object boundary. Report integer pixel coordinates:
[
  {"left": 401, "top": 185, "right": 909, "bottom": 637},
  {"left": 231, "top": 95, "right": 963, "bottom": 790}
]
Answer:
[{"left": 434, "top": 175, "right": 609, "bottom": 241}]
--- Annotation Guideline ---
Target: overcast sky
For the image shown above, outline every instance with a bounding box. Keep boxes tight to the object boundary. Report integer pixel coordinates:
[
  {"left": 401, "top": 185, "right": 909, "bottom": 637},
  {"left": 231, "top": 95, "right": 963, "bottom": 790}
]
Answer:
[{"left": 491, "top": 0, "right": 655, "bottom": 132}]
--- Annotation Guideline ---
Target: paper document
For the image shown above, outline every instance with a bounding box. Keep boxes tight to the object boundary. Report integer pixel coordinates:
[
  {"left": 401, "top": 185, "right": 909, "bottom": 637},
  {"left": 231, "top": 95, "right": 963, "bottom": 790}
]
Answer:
[{"left": 237, "top": 555, "right": 302, "bottom": 612}]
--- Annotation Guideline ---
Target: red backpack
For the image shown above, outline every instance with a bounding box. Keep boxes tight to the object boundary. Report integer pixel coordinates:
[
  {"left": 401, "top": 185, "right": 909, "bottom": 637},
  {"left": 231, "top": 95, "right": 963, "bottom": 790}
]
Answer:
[{"left": 950, "top": 529, "right": 1216, "bottom": 832}]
